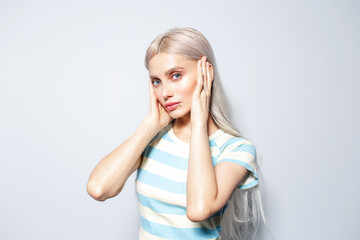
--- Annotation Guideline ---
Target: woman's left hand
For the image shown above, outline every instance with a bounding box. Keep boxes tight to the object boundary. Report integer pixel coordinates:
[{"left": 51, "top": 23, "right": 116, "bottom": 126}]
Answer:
[{"left": 191, "top": 56, "right": 214, "bottom": 126}]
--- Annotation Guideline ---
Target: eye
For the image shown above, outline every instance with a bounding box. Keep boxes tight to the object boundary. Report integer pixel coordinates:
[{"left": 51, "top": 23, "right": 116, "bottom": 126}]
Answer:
[
  {"left": 172, "top": 73, "right": 181, "bottom": 80},
  {"left": 152, "top": 79, "right": 161, "bottom": 86}
]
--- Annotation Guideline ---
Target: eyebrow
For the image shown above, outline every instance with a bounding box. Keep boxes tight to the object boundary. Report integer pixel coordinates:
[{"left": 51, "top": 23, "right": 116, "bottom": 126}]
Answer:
[{"left": 150, "top": 66, "right": 186, "bottom": 79}]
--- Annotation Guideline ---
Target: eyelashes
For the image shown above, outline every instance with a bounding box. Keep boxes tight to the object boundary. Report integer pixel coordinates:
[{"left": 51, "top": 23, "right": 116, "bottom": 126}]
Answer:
[
  {"left": 152, "top": 79, "right": 161, "bottom": 86},
  {"left": 173, "top": 73, "right": 181, "bottom": 79},
  {"left": 152, "top": 73, "right": 182, "bottom": 86}
]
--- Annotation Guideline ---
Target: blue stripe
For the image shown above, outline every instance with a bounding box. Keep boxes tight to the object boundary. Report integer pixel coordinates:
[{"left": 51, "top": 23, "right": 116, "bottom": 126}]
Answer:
[
  {"left": 136, "top": 192, "right": 224, "bottom": 217},
  {"left": 144, "top": 146, "right": 188, "bottom": 169},
  {"left": 139, "top": 215, "right": 220, "bottom": 240},
  {"left": 137, "top": 192, "right": 186, "bottom": 215},
  {"left": 217, "top": 158, "right": 259, "bottom": 178},
  {"left": 209, "top": 139, "right": 219, "bottom": 148},
  {"left": 219, "top": 137, "right": 244, "bottom": 152},
  {"left": 162, "top": 131, "right": 175, "bottom": 143},
  {"left": 150, "top": 133, "right": 160, "bottom": 144},
  {"left": 232, "top": 143, "right": 256, "bottom": 156},
  {"left": 137, "top": 168, "right": 186, "bottom": 194},
  {"left": 220, "top": 202, "right": 229, "bottom": 215},
  {"left": 211, "top": 156, "right": 218, "bottom": 166}
]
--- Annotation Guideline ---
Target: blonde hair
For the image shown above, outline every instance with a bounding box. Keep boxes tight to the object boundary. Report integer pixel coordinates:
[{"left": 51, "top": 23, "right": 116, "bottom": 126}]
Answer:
[
  {"left": 144, "top": 27, "right": 267, "bottom": 240},
  {"left": 145, "top": 27, "right": 240, "bottom": 137}
]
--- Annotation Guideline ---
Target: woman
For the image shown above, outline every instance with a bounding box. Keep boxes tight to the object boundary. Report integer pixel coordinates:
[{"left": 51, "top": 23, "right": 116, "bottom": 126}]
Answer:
[{"left": 87, "top": 27, "right": 266, "bottom": 240}]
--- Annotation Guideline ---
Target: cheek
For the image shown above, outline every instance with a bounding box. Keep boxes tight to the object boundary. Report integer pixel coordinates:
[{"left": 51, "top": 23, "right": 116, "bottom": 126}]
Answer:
[
  {"left": 177, "top": 78, "right": 197, "bottom": 98},
  {"left": 153, "top": 88, "right": 163, "bottom": 103}
]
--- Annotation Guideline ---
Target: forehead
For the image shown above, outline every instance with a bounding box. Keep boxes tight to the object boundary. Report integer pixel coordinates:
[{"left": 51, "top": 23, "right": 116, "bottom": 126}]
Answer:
[{"left": 148, "top": 53, "right": 196, "bottom": 75}]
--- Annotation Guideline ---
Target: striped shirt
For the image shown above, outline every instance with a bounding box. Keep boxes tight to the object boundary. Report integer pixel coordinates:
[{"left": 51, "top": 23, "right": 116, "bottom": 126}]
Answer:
[{"left": 135, "top": 123, "right": 259, "bottom": 240}]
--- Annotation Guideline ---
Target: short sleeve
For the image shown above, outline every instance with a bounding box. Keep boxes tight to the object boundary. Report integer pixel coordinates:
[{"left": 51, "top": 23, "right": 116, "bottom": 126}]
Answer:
[{"left": 216, "top": 137, "right": 259, "bottom": 189}]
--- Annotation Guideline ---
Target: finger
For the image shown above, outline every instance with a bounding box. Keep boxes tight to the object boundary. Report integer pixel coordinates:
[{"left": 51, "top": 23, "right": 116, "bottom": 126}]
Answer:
[
  {"left": 148, "top": 77, "right": 152, "bottom": 102},
  {"left": 202, "top": 57, "right": 208, "bottom": 94},
  {"left": 148, "top": 77, "right": 154, "bottom": 98},
  {"left": 157, "top": 100, "right": 166, "bottom": 113},
  {"left": 200, "top": 88, "right": 206, "bottom": 101},
  {"left": 204, "top": 60, "right": 211, "bottom": 95},
  {"left": 206, "top": 62, "right": 212, "bottom": 96},
  {"left": 148, "top": 77, "right": 157, "bottom": 111},
  {"left": 194, "top": 59, "right": 203, "bottom": 94}
]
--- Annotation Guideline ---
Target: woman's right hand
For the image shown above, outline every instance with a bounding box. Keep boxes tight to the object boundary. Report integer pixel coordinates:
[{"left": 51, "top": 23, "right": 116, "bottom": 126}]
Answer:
[{"left": 143, "top": 77, "right": 172, "bottom": 132}]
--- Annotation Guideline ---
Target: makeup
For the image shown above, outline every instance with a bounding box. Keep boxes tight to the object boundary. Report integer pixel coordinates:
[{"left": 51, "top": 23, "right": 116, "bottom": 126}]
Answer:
[{"left": 166, "top": 103, "right": 180, "bottom": 111}]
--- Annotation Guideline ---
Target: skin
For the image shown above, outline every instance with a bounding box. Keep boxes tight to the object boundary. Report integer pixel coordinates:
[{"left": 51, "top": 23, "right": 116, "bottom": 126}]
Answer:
[
  {"left": 86, "top": 52, "right": 248, "bottom": 223},
  {"left": 147, "top": 52, "right": 218, "bottom": 138},
  {"left": 148, "top": 52, "right": 249, "bottom": 222}
]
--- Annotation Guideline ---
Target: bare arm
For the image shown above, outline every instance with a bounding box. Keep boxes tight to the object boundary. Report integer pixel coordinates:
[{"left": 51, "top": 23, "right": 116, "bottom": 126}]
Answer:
[
  {"left": 87, "top": 75, "right": 172, "bottom": 201},
  {"left": 187, "top": 123, "right": 248, "bottom": 222},
  {"left": 186, "top": 57, "right": 248, "bottom": 221},
  {"left": 86, "top": 118, "right": 160, "bottom": 201}
]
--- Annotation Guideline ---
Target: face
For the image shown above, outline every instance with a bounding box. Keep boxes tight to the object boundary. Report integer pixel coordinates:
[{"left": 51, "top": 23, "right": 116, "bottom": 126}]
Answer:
[{"left": 148, "top": 52, "right": 198, "bottom": 119}]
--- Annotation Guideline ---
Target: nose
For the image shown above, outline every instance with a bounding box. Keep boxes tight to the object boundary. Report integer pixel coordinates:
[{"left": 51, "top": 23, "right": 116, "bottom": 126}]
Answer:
[{"left": 162, "top": 82, "right": 174, "bottom": 100}]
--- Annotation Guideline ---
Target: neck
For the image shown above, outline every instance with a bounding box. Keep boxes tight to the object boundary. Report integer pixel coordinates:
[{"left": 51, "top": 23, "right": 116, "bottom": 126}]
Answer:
[{"left": 172, "top": 113, "right": 219, "bottom": 141}]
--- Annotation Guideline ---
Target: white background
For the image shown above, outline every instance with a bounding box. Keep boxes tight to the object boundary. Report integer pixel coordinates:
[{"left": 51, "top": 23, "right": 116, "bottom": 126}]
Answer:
[{"left": 1, "top": 0, "right": 359, "bottom": 239}]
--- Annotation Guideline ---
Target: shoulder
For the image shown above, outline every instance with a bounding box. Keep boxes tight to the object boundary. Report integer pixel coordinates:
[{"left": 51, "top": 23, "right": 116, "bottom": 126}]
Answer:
[
  {"left": 214, "top": 131, "right": 256, "bottom": 157},
  {"left": 142, "top": 123, "right": 174, "bottom": 154},
  {"left": 214, "top": 132, "right": 259, "bottom": 189},
  {"left": 150, "top": 123, "right": 173, "bottom": 145}
]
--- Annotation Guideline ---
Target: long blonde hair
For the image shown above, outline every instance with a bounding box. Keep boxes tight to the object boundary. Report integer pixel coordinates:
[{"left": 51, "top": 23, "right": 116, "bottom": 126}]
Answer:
[
  {"left": 145, "top": 27, "right": 241, "bottom": 137},
  {"left": 144, "top": 27, "right": 267, "bottom": 240}
]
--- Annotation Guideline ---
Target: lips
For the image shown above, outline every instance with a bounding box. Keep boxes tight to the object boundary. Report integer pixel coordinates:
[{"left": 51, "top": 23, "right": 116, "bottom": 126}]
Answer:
[
  {"left": 165, "top": 102, "right": 180, "bottom": 111},
  {"left": 165, "top": 102, "right": 180, "bottom": 107}
]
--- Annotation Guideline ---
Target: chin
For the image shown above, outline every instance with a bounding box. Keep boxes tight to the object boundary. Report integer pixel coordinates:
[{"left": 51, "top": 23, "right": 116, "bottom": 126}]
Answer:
[{"left": 168, "top": 108, "right": 190, "bottom": 119}]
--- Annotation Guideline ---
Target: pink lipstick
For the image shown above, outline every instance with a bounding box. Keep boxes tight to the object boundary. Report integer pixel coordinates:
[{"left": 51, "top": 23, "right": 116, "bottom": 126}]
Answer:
[{"left": 165, "top": 102, "right": 180, "bottom": 111}]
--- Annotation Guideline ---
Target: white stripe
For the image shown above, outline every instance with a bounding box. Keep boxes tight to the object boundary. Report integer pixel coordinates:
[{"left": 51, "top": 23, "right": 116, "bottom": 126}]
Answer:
[
  {"left": 213, "top": 134, "right": 233, "bottom": 147},
  {"left": 154, "top": 138, "right": 189, "bottom": 158},
  {"left": 141, "top": 157, "right": 187, "bottom": 182},
  {"left": 217, "top": 151, "right": 255, "bottom": 165},
  {"left": 241, "top": 174, "right": 257, "bottom": 185},
  {"left": 136, "top": 180, "right": 187, "bottom": 207},
  {"left": 223, "top": 139, "right": 252, "bottom": 152},
  {"left": 139, "top": 202, "right": 220, "bottom": 229},
  {"left": 210, "top": 146, "right": 220, "bottom": 156},
  {"left": 155, "top": 137, "right": 220, "bottom": 158},
  {"left": 214, "top": 134, "right": 253, "bottom": 151}
]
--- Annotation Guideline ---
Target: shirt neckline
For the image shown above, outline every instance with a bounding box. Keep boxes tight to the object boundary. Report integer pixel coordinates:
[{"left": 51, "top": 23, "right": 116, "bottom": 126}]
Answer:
[{"left": 168, "top": 123, "right": 223, "bottom": 146}]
